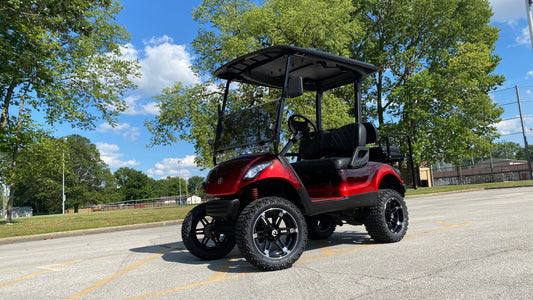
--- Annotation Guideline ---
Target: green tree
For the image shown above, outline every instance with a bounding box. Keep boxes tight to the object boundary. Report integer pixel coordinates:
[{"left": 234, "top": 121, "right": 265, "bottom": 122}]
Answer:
[
  {"left": 0, "top": 0, "right": 139, "bottom": 222},
  {"left": 147, "top": 0, "right": 362, "bottom": 168},
  {"left": 491, "top": 141, "right": 521, "bottom": 160},
  {"left": 148, "top": 0, "right": 503, "bottom": 170},
  {"left": 9, "top": 133, "right": 64, "bottom": 213},
  {"left": 64, "top": 135, "right": 112, "bottom": 212},
  {"left": 114, "top": 167, "right": 152, "bottom": 200},
  {"left": 352, "top": 0, "right": 504, "bottom": 165},
  {"left": 13, "top": 135, "right": 115, "bottom": 213},
  {"left": 188, "top": 176, "right": 204, "bottom": 196},
  {"left": 516, "top": 145, "right": 533, "bottom": 161},
  {"left": 156, "top": 176, "right": 186, "bottom": 197}
]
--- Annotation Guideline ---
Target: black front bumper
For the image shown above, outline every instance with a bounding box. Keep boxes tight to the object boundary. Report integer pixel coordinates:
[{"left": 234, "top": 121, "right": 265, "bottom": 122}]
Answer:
[{"left": 206, "top": 198, "right": 240, "bottom": 219}]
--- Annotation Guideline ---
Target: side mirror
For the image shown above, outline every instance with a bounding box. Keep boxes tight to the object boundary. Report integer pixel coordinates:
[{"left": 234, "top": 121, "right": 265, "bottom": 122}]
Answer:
[{"left": 287, "top": 76, "right": 303, "bottom": 98}]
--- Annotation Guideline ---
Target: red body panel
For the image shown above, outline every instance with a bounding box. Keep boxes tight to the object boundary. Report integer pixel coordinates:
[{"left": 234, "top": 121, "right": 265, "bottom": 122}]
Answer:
[
  {"left": 204, "top": 154, "right": 402, "bottom": 201},
  {"left": 203, "top": 154, "right": 302, "bottom": 197},
  {"left": 305, "top": 162, "right": 399, "bottom": 201}
]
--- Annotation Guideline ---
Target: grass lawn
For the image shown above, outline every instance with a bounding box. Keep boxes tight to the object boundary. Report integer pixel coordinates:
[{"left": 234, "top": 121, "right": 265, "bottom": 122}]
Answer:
[
  {"left": 1, "top": 180, "right": 532, "bottom": 239},
  {"left": 405, "top": 180, "right": 533, "bottom": 196},
  {"left": 0, "top": 205, "right": 194, "bottom": 239}
]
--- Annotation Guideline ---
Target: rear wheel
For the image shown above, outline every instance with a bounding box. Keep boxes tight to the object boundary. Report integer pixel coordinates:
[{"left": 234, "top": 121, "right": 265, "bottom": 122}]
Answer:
[
  {"left": 306, "top": 215, "right": 336, "bottom": 240},
  {"left": 181, "top": 203, "right": 235, "bottom": 260},
  {"left": 236, "top": 197, "right": 308, "bottom": 271},
  {"left": 364, "top": 189, "right": 408, "bottom": 243}
]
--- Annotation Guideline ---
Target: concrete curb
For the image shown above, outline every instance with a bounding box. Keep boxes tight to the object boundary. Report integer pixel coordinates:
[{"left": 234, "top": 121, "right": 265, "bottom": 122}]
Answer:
[{"left": 0, "top": 219, "right": 183, "bottom": 246}]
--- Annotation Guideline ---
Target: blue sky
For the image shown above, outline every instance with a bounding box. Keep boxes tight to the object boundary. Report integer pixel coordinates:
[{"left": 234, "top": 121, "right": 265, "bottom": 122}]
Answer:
[{"left": 52, "top": 0, "right": 533, "bottom": 179}]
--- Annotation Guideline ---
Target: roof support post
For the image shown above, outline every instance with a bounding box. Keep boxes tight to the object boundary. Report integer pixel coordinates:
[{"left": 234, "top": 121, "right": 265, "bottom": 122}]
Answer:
[
  {"left": 316, "top": 90, "right": 323, "bottom": 131},
  {"left": 354, "top": 79, "right": 362, "bottom": 123},
  {"left": 275, "top": 54, "right": 293, "bottom": 153}
]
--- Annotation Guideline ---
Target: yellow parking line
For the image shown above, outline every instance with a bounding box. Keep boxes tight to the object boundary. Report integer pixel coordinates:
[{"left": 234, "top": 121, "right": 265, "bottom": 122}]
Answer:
[
  {"left": 66, "top": 247, "right": 178, "bottom": 300},
  {"left": 124, "top": 259, "right": 250, "bottom": 300},
  {"left": 403, "top": 221, "right": 475, "bottom": 240},
  {"left": 0, "top": 259, "right": 83, "bottom": 289},
  {"left": 127, "top": 221, "right": 475, "bottom": 299}
]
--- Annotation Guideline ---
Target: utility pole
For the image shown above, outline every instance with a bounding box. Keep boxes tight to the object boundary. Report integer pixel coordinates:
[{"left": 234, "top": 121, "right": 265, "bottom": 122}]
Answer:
[
  {"left": 515, "top": 86, "right": 533, "bottom": 179},
  {"left": 62, "top": 137, "right": 67, "bottom": 214},
  {"left": 526, "top": 0, "right": 533, "bottom": 51},
  {"left": 1, "top": 185, "right": 7, "bottom": 219},
  {"left": 177, "top": 160, "right": 182, "bottom": 203}
]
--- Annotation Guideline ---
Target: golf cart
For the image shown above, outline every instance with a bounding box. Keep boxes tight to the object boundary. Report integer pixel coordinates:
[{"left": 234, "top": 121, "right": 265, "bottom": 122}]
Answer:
[{"left": 181, "top": 45, "right": 415, "bottom": 271}]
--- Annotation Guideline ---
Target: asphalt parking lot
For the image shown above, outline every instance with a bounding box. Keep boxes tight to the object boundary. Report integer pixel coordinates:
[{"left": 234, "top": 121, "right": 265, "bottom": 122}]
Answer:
[{"left": 1, "top": 187, "right": 532, "bottom": 299}]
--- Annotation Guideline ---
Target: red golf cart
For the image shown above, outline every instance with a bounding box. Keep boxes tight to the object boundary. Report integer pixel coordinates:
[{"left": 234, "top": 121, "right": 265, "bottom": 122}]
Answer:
[{"left": 181, "top": 45, "right": 415, "bottom": 271}]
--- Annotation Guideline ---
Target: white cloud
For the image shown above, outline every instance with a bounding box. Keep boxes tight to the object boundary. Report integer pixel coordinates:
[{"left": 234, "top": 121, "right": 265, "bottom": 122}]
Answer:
[
  {"left": 96, "top": 143, "right": 141, "bottom": 168},
  {"left": 135, "top": 35, "right": 199, "bottom": 96},
  {"left": 526, "top": 70, "right": 533, "bottom": 79},
  {"left": 516, "top": 26, "right": 532, "bottom": 46},
  {"left": 146, "top": 155, "right": 198, "bottom": 179},
  {"left": 122, "top": 95, "right": 160, "bottom": 116},
  {"left": 117, "top": 35, "right": 199, "bottom": 116},
  {"left": 496, "top": 116, "right": 533, "bottom": 136},
  {"left": 496, "top": 118, "right": 521, "bottom": 135},
  {"left": 96, "top": 122, "right": 141, "bottom": 142},
  {"left": 490, "top": 0, "right": 527, "bottom": 23},
  {"left": 118, "top": 43, "right": 139, "bottom": 61}
]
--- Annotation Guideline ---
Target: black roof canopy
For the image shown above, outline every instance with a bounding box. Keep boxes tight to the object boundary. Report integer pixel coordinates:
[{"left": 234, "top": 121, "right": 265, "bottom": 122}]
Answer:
[{"left": 214, "top": 45, "right": 379, "bottom": 92}]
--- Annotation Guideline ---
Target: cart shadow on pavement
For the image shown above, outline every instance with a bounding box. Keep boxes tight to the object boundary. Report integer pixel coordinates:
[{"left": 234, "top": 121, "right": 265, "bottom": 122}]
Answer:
[{"left": 129, "top": 230, "right": 375, "bottom": 273}]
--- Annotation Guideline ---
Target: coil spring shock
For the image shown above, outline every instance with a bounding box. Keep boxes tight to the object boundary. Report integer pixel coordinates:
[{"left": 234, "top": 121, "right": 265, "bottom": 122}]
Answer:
[{"left": 251, "top": 187, "right": 259, "bottom": 202}]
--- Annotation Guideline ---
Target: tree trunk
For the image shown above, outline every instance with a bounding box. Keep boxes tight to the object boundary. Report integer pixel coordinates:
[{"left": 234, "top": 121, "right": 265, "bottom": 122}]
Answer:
[
  {"left": 5, "top": 84, "right": 28, "bottom": 223},
  {"left": 1, "top": 84, "right": 15, "bottom": 129},
  {"left": 6, "top": 183, "right": 15, "bottom": 223}
]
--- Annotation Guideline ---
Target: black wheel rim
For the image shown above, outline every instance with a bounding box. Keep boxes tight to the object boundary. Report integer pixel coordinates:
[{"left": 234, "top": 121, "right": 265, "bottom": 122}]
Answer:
[
  {"left": 194, "top": 216, "right": 229, "bottom": 249},
  {"left": 252, "top": 208, "right": 299, "bottom": 259},
  {"left": 385, "top": 198, "right": 405, "bottom": 233},
  {"left": 316, "top": 218, "right": 333, "bottom": 232}
]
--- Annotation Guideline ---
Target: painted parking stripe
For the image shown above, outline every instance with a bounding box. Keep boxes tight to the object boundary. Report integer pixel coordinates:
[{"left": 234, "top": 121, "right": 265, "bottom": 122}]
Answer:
[{"left": 126, "top": 221, "right": 474, "bottom": 299}]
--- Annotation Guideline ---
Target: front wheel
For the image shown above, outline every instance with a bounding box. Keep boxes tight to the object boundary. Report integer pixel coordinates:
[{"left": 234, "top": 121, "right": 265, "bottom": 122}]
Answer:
[
  {"left": 236, "top": 197, "right": 308, "bottom": 271},
  {"left": 181, "top": 203, "right": 236, "bottom": 260},
  {"left": 364, "top": 189, "right": 408, "bottom": 243}
]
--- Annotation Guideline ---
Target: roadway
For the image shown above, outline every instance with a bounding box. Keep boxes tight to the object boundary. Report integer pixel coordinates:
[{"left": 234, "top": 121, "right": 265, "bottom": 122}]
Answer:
[{"left": 0, "top": 187, "right": 532, "bottom": 299}]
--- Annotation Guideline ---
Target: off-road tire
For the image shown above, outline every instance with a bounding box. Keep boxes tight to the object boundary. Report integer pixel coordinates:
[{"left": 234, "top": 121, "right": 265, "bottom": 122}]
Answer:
[
  {"left": 364, "top": 189, "right": 408, "bottom": 243},
  {"left": 306, "top": 215, "right": 336, "bottom": 240},
  {"left": 235, "top": 197, "right": 308, "bottom": 271},
  {"left": 181, "top": 203, "right": 235, "bottom": 260}
]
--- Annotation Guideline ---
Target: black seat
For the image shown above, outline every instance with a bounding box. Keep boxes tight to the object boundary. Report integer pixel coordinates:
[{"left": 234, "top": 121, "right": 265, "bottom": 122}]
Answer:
[
  {"left": 363, "top": 122, "right": 404, "bottom": 163},
  {"left": 292, "top": 123, "right": 369, "bottom": 171}
]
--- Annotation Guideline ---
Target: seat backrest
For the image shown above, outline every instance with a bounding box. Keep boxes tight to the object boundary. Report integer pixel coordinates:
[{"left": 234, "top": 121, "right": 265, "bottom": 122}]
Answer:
[
  {"left": 299, "top": 123, "right": 367, "bottom": 159},
  {"left": 362, "top": 122, "right": 378, "bottom": 144},
  {"left": 299, "top": 130, "right": 331, "bottom": 159},
  {"left": 328, "top": 123, "right": 367, "bottom": 157}
]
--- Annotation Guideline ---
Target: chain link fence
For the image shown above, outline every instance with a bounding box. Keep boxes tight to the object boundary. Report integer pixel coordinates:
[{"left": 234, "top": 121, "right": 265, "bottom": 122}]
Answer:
[{"left": 432, "top": 85, "right": 533, "bottom": 186}]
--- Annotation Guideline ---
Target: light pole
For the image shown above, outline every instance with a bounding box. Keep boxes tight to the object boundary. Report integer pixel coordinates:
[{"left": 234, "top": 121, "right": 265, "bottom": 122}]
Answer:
[
  {"left": 526, "top": 0, "right": 533, "bottom": 51},
  {"left": 177, "top": 160, "right": 182, "bottom": 203},
  {"left": 62, "top": 137, "right": 67, "bottom": 214},
  {"left": 515, "top": 86, "right": 532, "bottom": 179}
]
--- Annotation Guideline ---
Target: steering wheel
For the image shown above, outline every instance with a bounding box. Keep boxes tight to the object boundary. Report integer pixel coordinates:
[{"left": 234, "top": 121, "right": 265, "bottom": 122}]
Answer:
[{"left": 288, "top": 114, "right": 318, "bottom": 141}]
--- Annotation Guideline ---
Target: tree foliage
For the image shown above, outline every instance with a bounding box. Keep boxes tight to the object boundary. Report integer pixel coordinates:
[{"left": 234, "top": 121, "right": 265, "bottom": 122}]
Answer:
[
  {"left": 148, "top": 0, "right": 504, "bottom": 169},
  {"left": 0, "top": 0, "right": 139, "bottom": 221},
  {"left": 353, "top": 0, "right": 504, "bottom": 164},
  {"left": 0, "top": 0, "right": 139, "bottom": 129},
  {"left": 14, "top": 135, "right": 116, "bottom": 213}
]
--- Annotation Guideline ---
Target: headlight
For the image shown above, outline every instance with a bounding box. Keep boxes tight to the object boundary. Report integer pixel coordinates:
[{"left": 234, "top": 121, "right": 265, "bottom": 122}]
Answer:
[{"left": 243, "top": 161, "right": 274, "bottom": 180}]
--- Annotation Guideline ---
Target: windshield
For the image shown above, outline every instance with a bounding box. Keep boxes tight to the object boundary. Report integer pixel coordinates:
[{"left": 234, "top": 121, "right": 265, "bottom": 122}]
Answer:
[{"left": 214, "top": 99, "right": 281, "bottom": 163}]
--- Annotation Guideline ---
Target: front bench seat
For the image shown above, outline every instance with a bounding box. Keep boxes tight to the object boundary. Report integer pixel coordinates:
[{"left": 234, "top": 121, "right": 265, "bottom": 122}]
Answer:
[{"left": 292, "top": 123, "right": 369, "bottom": 171}]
